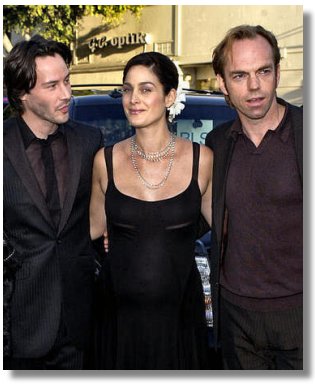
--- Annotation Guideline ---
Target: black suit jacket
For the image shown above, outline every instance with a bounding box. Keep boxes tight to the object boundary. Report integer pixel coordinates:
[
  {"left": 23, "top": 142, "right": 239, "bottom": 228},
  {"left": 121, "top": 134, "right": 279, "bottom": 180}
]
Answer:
[
  {"left": 3, "top": 117, "right": 103, "bottom": 358},
  {"left": 205, "top": 99, "right": 303, "bottom": 347}
]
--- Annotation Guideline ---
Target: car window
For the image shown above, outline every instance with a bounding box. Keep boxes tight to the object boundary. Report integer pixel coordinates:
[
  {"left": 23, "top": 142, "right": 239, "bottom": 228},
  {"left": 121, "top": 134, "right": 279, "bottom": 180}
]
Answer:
[
  {"left": 175, "top": 104, "right": 236, "bottom": 144},
  {"left": 175, "top": 119, "right": 213, "bottom": 144},
  {"left": 69, "top": 92, "right": 236, "bottom": 146},
  {"left": 70, "top": 102, "right": 134, "bottom": 146}
]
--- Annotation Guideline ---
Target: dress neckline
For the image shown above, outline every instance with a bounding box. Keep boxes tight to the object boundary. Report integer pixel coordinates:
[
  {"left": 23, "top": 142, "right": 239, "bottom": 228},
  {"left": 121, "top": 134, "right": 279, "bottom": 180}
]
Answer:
[
  {"left": 110, "top": 177, "right": 197, "bottom": 204},
  {"left": 105, "top": 141, "right": 201, "bottom": 203}
]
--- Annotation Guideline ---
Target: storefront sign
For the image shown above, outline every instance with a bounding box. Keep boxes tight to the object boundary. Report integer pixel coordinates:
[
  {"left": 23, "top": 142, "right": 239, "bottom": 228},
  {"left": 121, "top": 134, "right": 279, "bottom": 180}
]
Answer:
[{"left": 89, "top": 32, "right": 150, "bottom": 53}]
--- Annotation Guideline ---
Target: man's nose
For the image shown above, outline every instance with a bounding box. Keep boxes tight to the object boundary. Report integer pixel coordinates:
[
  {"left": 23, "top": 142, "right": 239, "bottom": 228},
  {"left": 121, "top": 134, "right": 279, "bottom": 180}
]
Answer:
[
  {"left": 248, "top": 74, "right": 260, "bottom": 90},
  {"left": 60, "top": 83, "right": 72, "bottom": 100}
]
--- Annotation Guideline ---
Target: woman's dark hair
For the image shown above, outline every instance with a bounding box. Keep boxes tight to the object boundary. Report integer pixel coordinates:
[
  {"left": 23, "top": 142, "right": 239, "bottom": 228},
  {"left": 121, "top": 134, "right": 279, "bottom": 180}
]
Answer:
[
  {"left": 4, "top": 35, "right": 72, "bottom": 114},
  {"left": 123, "top": 51, "right": 179, "bottom": 95},
  {"left": 212, "top": 25, "right": 281, "bottom": 78}
]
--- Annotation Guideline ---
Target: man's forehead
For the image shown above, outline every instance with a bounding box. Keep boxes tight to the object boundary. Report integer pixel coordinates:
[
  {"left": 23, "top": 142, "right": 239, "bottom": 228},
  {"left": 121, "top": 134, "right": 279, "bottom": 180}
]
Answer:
[
  {"left": 227, "top": 38, "right": 273, "bottom": 66},
  {"left": 35, "top": 54, "right": 68, "bottom": 79}
]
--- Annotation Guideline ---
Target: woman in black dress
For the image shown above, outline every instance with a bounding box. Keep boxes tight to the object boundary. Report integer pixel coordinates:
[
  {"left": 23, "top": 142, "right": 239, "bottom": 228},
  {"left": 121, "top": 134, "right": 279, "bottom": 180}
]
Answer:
[{"left": 90, "top": 52, "right": 213, "bottom": 369}]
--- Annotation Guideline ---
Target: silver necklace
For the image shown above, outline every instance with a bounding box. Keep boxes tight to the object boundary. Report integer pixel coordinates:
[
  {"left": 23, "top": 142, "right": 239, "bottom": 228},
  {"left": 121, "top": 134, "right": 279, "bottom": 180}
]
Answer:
[
  {"left": 131, "top": 133, "right": 176, "bottom": 162},
  {"left": 130, "top": 134, "right": 176, "bottom": 190}
]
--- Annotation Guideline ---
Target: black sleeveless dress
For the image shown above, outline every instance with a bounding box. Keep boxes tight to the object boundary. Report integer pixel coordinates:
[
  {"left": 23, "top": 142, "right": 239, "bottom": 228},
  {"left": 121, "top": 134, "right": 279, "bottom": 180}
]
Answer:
[{"left": 96, "top": 142, "right": 210, "bottom": 369}]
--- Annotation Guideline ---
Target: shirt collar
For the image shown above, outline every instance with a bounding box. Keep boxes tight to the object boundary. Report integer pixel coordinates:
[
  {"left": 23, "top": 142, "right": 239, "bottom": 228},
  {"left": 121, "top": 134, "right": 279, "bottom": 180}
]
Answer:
[
  {"left": 17, "top": 116, "right": 65, "bottom": 149},
  {"left": 227, "top": 117, "right": 242, "bottom": 141},
  {"left": 273, "top": 99, "right": 290, "bottom": 143}
]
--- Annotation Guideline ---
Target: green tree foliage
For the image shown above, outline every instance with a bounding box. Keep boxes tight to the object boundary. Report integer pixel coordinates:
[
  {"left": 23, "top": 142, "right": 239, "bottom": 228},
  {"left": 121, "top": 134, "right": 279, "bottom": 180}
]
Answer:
[{"left": 3, "top": 5, "right": 143, "bottom": 45}]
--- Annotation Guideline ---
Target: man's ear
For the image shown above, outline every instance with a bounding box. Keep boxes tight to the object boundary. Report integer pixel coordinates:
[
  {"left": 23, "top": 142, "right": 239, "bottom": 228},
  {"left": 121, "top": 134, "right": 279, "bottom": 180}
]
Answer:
[
  {"left": 217, "top": 74, "right": 228, "bottom": 97},
  {"left": 20, "top": 92, "right": 27, "bottom": 101},
  {"left": 165, "top": 88, "right": 176, "bottom": 108}
]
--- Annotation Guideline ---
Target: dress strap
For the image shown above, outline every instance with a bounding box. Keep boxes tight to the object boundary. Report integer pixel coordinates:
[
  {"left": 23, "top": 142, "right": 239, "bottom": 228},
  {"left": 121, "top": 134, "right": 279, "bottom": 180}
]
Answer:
[
  {"left": 104, "top": 145, "right": 114, "bottom": 182},
  {"left": 192, "top": 142, "right": 200, "bottom": 181}
]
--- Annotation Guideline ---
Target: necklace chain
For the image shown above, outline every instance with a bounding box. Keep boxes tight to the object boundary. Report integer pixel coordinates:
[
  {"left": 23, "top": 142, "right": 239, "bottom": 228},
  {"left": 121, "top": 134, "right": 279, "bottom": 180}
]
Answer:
[
  {"left": 130, "top": 134, "right": 176, "bottom": 190},
  {"left": 131, "top": 133, "right": 175, "bottom": 162}
]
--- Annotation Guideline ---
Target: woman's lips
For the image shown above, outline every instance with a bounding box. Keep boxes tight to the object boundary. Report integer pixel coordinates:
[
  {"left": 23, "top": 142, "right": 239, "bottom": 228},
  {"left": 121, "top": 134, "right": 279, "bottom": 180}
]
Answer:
[{"left": 129, "top": 109, "right": 144, "bottom": 115}]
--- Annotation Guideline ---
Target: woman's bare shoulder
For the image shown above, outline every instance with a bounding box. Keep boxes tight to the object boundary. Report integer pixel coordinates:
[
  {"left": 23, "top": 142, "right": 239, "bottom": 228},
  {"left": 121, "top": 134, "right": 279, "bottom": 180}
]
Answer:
[{"left": 199, "top": 143, "right": 213, "bottom": 159}]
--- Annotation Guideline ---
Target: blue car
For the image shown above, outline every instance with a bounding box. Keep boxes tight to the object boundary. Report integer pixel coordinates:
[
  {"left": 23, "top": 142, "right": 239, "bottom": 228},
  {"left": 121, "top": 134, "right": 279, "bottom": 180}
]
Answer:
[{"left": 69, "top": 87, "right": 236, "bottom": 146}]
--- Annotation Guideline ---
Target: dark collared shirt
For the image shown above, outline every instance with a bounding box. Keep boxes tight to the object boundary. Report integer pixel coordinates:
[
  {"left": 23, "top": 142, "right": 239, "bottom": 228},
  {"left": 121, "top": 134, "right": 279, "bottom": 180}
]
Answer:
[
  {"left": 18, "top": 116, "right": 69, "bottom": 207},
  {"left": 221, "top": 101, "right": 303, "bottom": 311}
]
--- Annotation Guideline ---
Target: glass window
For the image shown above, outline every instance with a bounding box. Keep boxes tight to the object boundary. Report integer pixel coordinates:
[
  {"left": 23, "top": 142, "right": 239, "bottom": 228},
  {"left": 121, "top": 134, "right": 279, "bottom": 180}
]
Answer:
[
  {"left": 174, "top": 104, "right": 236, "bottom": 144},
  {"left": 175, "top": 119, "right": 213, "bottom": 144},
  {"left": 72, "top": 104, "right": 134, "bottom": 146}
]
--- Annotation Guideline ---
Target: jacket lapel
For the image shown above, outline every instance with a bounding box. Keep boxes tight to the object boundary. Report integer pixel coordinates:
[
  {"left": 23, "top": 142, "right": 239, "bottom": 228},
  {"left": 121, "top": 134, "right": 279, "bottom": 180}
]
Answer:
[
  {"left": 58, "top": 122, "right": 83, "bottom": 233},
  {"left": 4, "top": 120, "right": 53, "bottom": 227},
  {"left": 213, "top": 130, "right": 235, "bottom": 255}
]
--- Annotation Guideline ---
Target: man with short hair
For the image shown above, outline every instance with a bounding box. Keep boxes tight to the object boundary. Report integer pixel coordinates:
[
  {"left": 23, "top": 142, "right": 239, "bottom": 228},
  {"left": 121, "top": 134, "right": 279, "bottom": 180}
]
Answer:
[{"left": 206, "top": 25, "right": 303, "bottom": 370}]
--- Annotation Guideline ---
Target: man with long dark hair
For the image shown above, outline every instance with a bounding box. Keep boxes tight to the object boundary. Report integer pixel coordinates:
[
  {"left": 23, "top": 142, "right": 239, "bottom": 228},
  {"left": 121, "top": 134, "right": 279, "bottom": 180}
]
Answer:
[{"left": 3, "top": 35, "right": 103, "bottom": 369}]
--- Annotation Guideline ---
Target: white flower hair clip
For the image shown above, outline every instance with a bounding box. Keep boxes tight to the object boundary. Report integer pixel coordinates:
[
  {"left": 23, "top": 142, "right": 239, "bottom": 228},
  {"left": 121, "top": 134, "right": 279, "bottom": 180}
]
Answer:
[{"left": 168, "top": 83, "right": 186, "bottom": 122}]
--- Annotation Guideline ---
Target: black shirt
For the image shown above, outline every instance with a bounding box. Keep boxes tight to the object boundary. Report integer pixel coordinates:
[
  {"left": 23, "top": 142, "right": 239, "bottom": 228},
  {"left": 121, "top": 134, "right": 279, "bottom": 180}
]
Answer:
[
  {"left": 221, "top": 101, "right": 303, "bottom": 311},
  {"left": 18, "top": 116, "right": 69, "bottom": 207}
]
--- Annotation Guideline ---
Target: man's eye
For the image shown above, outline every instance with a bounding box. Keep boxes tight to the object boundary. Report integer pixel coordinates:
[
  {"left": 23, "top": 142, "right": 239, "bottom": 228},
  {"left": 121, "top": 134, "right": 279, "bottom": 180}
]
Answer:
[
  {"left": 259, "top": 68, "right": 271, "bottom": 75},
  {"left": 233, "top": 74, "right": 245, "bottom": 80}
]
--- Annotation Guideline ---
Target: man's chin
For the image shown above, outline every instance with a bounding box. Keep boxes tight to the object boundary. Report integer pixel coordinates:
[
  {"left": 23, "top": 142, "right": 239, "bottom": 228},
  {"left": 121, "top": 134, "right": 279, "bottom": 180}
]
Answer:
[{"left": 54, "top": 114, "right": 69, "bottom": 125}]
